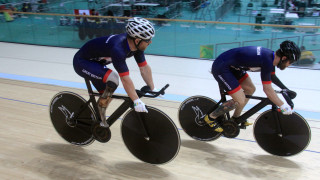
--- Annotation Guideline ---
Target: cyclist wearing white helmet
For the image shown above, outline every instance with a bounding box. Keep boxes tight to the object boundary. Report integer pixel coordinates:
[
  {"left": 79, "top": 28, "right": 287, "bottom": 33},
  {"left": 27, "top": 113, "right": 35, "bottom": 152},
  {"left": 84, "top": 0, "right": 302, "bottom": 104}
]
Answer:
[
  {"left": 73, "top": 17, "right": 156, "bottom": 127},
  {"left": 126, "top": 17, "right": 155, "bottom": 51}
]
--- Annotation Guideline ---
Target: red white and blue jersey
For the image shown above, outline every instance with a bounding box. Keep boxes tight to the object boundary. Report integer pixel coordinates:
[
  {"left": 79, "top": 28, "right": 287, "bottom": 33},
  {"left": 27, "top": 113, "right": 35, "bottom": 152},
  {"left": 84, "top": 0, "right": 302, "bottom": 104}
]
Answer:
[
  {"left": 212, "top": 46, "right": 275, "bottom": 94},
  {"left": 73, "top": 33, "right": 147, "bottom": 92},
  {"left": 76, "top": 33, "right": 147, "bottom": 77}
]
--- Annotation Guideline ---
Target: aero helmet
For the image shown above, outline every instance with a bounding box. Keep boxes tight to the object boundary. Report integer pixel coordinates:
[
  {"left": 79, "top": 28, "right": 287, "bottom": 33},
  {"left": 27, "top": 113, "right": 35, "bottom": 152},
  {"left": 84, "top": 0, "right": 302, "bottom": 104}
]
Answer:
[
  {"left": 279, "top": 40, "right": 301, "bottom": 63},
  {"left": 126, "top": 17, "right": 155, "bottom": 40}
]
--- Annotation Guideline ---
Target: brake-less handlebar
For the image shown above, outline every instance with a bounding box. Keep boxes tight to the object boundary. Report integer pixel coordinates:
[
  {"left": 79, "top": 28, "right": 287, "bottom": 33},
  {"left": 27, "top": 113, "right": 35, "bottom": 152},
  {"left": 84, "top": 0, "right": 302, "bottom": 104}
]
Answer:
[
  {"left": 275, "top": 89, "right": 296, "bottom": 108},
  {"left": 136, "top": 84, "right": 170, "bottom": 98}
]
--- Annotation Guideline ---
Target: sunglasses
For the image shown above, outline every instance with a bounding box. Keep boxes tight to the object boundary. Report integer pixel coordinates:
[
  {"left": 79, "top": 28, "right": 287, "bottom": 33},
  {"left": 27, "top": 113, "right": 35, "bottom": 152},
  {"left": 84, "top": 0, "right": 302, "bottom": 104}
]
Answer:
[{"left": 142, "top": 39, "right": 152, "bottom": 43}]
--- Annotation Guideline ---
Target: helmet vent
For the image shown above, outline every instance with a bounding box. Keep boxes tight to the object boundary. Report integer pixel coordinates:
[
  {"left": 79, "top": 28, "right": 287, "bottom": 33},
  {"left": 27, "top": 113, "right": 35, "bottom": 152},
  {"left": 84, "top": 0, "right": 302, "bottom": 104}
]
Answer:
[{"left": 125, "top": 17, "right": 155, "bottom": 40}]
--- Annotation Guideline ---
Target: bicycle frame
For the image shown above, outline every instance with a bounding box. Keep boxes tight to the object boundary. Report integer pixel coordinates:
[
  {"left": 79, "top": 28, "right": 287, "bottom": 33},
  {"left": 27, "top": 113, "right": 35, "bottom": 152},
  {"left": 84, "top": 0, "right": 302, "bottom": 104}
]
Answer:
[
  {"left": 70, "top": 79, "right": 135, "bottom": 127},
  {"left": 69, "top": 79, "right": 168, "bottom": 140},
  {"left": 212, "top": 87, "right": 279, "bottom": 124}
]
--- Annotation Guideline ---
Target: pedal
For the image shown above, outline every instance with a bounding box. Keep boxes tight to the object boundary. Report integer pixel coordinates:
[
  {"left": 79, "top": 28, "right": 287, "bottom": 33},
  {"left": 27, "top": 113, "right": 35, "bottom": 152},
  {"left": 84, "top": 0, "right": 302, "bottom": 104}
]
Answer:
[
  {"left": 91, "top": 122, "right": 111, "bottom": 143},
  {"left": 239, "top": 121, "right": 252, "bottom": 129}
]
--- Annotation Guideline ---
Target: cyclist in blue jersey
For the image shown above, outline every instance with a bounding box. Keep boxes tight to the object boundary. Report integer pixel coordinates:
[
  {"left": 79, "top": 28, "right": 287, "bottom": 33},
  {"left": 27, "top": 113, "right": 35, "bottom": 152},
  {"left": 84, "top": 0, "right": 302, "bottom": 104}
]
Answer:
[
  {"left": 204, "top": 41, "right": 301, "bottom": 132},
  {"left": 73, "top": 17, "right": 156, "bottom": 127}
]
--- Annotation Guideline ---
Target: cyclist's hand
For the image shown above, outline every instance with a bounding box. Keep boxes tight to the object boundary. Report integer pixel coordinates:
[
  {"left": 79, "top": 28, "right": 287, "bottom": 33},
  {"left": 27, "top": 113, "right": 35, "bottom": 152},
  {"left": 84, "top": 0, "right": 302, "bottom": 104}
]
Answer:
[
  {"left": 133, "top": 99, "right": 148, "bottom": 113},
  {"left": 280, "top": 103, "right": 294, "bottom": 115}
]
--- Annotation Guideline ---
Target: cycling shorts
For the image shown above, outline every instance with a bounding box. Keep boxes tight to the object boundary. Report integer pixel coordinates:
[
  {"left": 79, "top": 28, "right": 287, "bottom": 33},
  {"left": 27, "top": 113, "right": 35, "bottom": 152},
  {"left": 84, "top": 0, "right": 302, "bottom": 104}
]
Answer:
[
  {"left": 212, "top": 65, "right": 249, "bottom": 95},
  {"left": 73, "top": 54, "right": 116, "bottom": 93}
]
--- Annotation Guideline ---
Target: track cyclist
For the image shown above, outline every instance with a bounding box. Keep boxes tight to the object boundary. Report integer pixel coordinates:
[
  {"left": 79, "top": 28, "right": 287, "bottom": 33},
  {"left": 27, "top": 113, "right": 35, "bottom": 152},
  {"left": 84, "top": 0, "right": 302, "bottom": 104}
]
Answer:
[
  {"left": 73, "top": 17, "right": 157, "bottom": 128},
  {"left": 205, "top": 40, "right": 301, "bottom": 132}
]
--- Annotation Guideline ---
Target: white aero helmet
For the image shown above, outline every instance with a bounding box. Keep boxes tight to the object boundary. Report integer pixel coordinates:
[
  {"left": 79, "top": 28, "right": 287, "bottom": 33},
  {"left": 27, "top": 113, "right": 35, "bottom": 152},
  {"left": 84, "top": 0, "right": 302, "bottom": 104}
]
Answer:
[{"left": 126, "top": 17, "right": 155, "bottom": 40}]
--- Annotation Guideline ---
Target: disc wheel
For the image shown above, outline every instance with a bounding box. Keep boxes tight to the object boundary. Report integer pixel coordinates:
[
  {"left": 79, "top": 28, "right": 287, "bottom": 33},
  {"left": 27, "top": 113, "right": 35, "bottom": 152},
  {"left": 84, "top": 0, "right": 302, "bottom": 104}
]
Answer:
[
  {"left": 178, "top": 95, "right": 223, "bottom": 141},
  {"left": 49, "top": 91, "right": 96, "bottom": 146},
  {"left": 254, "top": 110, "right": 311, "bottom": 156},
  {"left": 121, "top": 107, "right": 180, "bottom": 164}
]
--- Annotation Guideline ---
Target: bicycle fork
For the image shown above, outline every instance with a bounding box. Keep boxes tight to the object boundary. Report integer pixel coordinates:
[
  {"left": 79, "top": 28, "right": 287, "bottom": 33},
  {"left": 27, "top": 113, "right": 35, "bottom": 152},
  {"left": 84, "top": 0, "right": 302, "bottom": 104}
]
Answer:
[
  {"left": 272, "top": 106, "right": 285, "bottom": 138},
  {"left": 134, "top": 112, "right": 151, "bottom": 141}
]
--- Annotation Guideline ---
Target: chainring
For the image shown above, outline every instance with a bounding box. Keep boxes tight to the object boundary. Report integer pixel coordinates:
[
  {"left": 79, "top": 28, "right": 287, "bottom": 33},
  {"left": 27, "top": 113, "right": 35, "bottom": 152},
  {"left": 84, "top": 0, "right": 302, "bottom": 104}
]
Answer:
[
  {"left": 91, "top": 122, "right": 111, "bottom": 143},
  {"left": 222, "top": 121, "right": 240, "bottom": 138}
]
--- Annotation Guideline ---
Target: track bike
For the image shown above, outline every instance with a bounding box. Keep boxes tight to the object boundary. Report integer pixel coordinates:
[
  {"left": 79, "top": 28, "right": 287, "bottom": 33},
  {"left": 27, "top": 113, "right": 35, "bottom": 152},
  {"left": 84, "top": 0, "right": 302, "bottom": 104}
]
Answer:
[
  {"left": 49, "top": 79, "right": 180, "bottom": 164},
  {"left": 178, "top": 86, "right": 311, "bottom": 156}
]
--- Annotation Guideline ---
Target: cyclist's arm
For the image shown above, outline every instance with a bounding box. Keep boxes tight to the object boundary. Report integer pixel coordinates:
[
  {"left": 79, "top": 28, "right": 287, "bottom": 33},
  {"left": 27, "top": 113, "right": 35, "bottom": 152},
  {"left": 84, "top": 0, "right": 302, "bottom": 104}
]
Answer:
[
  {"left": 263, "top": 83, "right": 284, "bottom": 107},
  {"left": 134, "top": 51, "right": 155, "bottom": 90},
  {"left": 139, "top": 64, "right": 155, "bottom": 90},
  {"left": 112, "top": 55, "right": 139, "bottom": 101},
  {"left": 271, "top": 73, "right": 288, "bottom": 89},
  {"left": 120, "top": 75, "right": 139, "bottom": 101}
]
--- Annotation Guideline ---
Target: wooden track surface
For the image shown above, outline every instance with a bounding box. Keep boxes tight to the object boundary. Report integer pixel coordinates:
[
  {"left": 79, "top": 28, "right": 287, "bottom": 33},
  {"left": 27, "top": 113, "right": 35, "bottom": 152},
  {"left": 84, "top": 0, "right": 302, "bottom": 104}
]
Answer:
[{"left": 0, "top": 78, "right": 319, "bottom": 180}]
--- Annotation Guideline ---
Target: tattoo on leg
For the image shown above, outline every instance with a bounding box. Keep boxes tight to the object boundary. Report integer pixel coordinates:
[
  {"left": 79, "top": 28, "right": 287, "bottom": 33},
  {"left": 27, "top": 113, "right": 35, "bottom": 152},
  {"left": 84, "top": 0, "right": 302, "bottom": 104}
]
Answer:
[{"left": 209, "top": 100, "right": 238, "bottom": 119}]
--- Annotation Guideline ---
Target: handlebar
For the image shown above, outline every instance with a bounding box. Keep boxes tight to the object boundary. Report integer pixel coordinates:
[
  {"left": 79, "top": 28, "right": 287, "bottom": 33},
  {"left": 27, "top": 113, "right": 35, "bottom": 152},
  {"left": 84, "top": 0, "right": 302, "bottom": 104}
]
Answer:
[
  {"left": 275, "top": 89, "right": 296, "bottom": 108},
  {"left": 136, "top": 84, "right": 170, "bottom": 98}
]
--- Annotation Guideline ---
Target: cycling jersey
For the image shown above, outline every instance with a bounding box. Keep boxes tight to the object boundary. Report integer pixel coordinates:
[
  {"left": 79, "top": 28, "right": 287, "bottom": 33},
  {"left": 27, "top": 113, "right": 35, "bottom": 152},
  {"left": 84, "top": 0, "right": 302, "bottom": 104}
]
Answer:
[
  {"left": 212, "top": 46, "right": 275, "bottom": 94},
  {"left": 73, "top": 33, "right": 147, "bottom": 92}
]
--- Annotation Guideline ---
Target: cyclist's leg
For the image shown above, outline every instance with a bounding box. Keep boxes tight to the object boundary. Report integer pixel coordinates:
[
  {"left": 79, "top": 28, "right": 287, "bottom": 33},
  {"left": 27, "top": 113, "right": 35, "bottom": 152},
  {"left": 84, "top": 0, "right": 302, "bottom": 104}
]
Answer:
[
  {"left": 227, "top": 68, "right": 255, "bottom": 127},
  {"left": 232, "top": 73, "right": 256, "bottom": 117},
  {"left": 208, "top": 97, "right": 239, "bottom": 119},
  {"left": 97, "top": 70, "right": 119, "bottom": 127},
  {"left": 206, "top": 67, "right": 244, "bottom": 131},
  {"left": 232, "top": 79, "right": 255, "bottom": 127},
  {"left": 210, "top": 70, "right": 246, "bottom": 119},
  {"left": 73, "top": 56, "right": 119, "bottom": 127},
  {"left": 229, "top": 89, "right": 246, "bottom": 118}
]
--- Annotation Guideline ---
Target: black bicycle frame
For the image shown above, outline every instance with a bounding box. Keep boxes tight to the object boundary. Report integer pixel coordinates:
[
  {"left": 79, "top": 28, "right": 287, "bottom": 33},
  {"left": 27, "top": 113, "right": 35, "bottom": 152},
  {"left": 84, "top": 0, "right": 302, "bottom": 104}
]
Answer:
[
  {"left": 212, "top": 87, "right": 278, "bottom": 124},
  {"left": 237, "top": 95, "right": 276, "bottom": 123},
  {"left": 69, "top": 79, "right": 133, "bottom": 127},
  {"left": 71, "top": 79, "right": 150, "bottom": 139}
]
